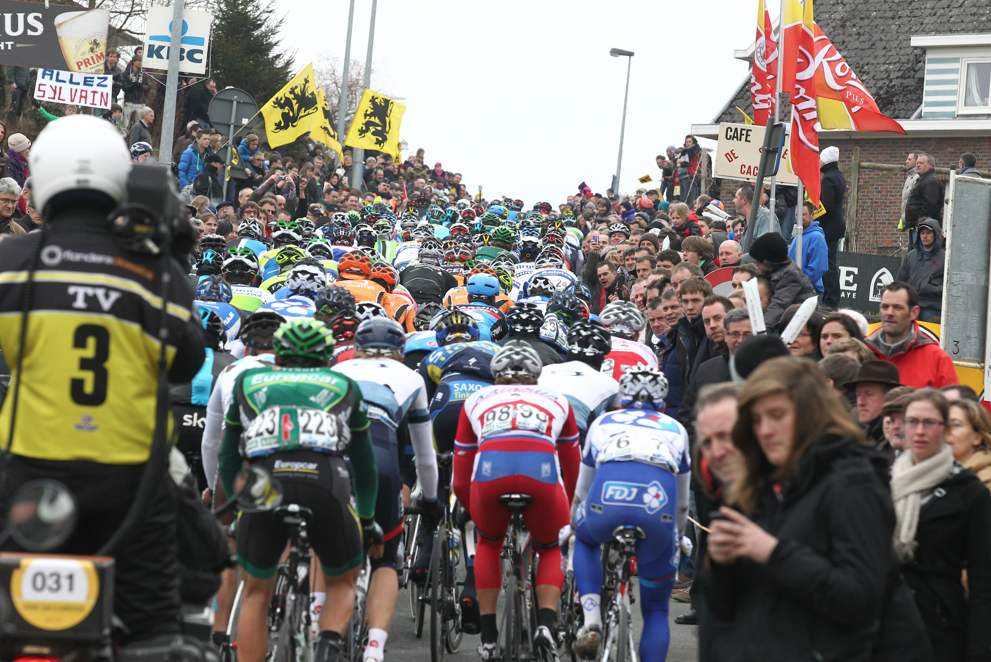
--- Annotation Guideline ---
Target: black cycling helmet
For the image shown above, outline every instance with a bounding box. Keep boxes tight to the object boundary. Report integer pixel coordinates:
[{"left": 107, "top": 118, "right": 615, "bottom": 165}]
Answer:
[
  {"left": 314, "top": 286, "right": 357, "bottom": 320},
  {"left": 546, "top": 292, "right": 585, "bottom": 325},
  {"left": 239, "top": 310, "right": 285, "bottom": 351},
  {"left": 197, "top": 305, "right": 227, "bottom": 351},
  {"left": 354, "top": 317, "right": 406, "bottom": 353},
  {"left": 412, "top": 301, "right": 442, "bottom": 331},
  {"left": 490, "top": 340, "right": 542, "bottom": 380},
  {"left": 566, "top": 320, "right": 612, "bottom": 360},
  {"left": 505, "top": 306, "right": 544, "bottom": 335},
  {"left": 199, "top": 234, "right": 229, "bottom": 258},
  {"left": 326, "top": 309, "right": 361, "bottom": 344}
]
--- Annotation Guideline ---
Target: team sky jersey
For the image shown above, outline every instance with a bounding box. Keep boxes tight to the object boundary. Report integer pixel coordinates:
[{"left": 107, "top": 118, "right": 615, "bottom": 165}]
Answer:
[
  {"left": 418, "top": 340, "right": 501, "bottom": 387},
  {"left": 454, "top": 384, "right": 580, "bottom": 488},
  {"left": 0, "top": 228, "right": 201, "bottom": 464},
  {"left": 230, "top": 285, "right": 274, "bottom": 312},
  {"left": 602, "top": 336, "right": 659, "bottom": 381},
  {"left": 257, "top": 296, "right": 315, "bottom": 319},
  {"left": 221, "top": 365, "right": 377, "bottom": 518},
  {"left": 538, "top": 361, "right": 619, "bottom": 439},
  {"left": 195, "top": 300, "right": 244, "bottom": 339},
  {"left": 583, "top": 409, "right": 690, "bottom": 476}
]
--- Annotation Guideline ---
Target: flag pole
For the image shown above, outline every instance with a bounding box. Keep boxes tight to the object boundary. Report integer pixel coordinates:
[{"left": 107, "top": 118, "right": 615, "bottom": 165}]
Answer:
[{"left": 768, "top": 0, "right": 786, "bottom": 233}]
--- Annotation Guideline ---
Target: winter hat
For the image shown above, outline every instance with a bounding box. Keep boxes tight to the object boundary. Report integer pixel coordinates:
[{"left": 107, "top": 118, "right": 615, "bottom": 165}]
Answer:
[
  {"left": 820, "top": 146, "right": 839, "bottom": 164},
  {"left": 749, "top": 232, "right": 789, "bottom": 266},
  {"left": 8, "top": 134, "right": 30, "bottom": 153},
  {"left": 638, "top": 232, "right": 660, "bottom": 251},
  {"left": 638, "top": 197, "right": 654, "bottom": 210},
  {"left": 729, "top": 335, "right": 790, "bottom": 382}
]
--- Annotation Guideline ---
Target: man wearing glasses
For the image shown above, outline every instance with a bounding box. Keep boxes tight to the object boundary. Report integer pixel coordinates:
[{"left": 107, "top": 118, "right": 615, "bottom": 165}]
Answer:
[{"left": 0, "top": 178, "right": 25, "bottom": 235}]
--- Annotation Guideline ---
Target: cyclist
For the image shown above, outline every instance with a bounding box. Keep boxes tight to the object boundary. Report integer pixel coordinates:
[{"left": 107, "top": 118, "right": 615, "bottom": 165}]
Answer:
[
  {"left": 452, "top": 341, "right": 580, "bottom": 660},
  {"left": 499, "top": 305, "right": 564, "bottom": 367},
  {"left": 332, "top": 318, "right": 440, "bottom": 662},
  {"left": 538, "top": 320, "right": 619, "bottom": 444},
  {"left": 223, "top": 248, "right": 275, "bottom": 312},
  {"left": 219, "top": 318, "right": 382, "bottom": 662},
  {"left": 599, "top": 300, "right": 659, "bottom": 381},
  {"left": 571, "top": 366, "right": 690, "bottom": 662}
]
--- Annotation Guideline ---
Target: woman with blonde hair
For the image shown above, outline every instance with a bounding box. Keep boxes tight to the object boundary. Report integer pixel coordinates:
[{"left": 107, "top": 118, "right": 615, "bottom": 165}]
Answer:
[
  {"left": 947, "top": 399, "right": 991, "bottom": 490},
  {"left": 894, "top": 388, "right": 991, "bottom": 662},
  {"left": 705, "top": 357, "right": 915, "bottom": 661},
  {"left": 189, "top": 195, "right": 210, "bottom": 216}
]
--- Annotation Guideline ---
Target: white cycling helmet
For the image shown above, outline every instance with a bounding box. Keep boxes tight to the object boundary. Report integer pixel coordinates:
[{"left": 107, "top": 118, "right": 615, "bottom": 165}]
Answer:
[{"left": 30, "top": 114, "right": 131, "bottom": 216}]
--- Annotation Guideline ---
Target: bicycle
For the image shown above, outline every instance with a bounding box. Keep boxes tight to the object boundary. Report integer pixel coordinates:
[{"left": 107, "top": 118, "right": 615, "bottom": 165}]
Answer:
[
  {"left": 597, "top": 526, "right": 643, "bottom": 662},
  {"left": 221, "top": 577, "right": 245, "bottom": 662},
  {"left": 344, "top": 560, "right": 371, "bottom": 662},
  {"left": 266, "top": 504, "right": 315, "bottom": 662},
  {"left": 425, "top": 452, "right": 465, "bottom": 662},
  {"left": 401, "top": 485, "right": 428, "bottom": 638},
  {"left": 496, "top": 493, "right": 555, "bottom": 662},
  {"left": 557, "top": 533, "right": 581, "bottom": 662}
]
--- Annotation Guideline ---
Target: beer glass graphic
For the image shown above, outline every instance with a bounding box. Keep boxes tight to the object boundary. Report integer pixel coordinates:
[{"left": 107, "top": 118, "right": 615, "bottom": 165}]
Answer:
[{"left": 54, "top": 9, "right": 109, "bottom": 73}]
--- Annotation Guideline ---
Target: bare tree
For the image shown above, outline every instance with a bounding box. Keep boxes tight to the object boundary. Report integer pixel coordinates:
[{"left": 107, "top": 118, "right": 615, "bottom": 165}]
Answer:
[{"left": 314, "top": 53, "right": 392, "bottom": 139}]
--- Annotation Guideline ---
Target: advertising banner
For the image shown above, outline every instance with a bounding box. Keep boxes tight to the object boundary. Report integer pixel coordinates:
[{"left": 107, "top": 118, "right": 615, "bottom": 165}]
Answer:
[
  {"left": 0, "top": 1, "right": 108, "bottom": 73},
  {"left": 33, "top": 69, "right": 112, "bottom": 109},
  {"left": 143, "top": 6, "right": 212, "bottom": 75}
]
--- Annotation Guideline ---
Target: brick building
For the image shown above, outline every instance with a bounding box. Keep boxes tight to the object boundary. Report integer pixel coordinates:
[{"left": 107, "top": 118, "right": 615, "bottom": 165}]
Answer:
[{"left": 691, "top": 0, "right": 991, "bottom": 255}]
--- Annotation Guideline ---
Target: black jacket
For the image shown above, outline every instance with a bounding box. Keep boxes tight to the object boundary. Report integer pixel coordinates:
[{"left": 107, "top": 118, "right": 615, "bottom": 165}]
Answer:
[
  {"left": 901, "top": 465, "right": 991, "bottom": 662},
  {"left": 193, "top": 166, "right": 224, "bottom": 206},
  {"left": 399, "top": 263, "right": 458, "bottom": 305},
  {"left": 188, "top": 86, "right": 214, "bottom": 122},
  {"left": 819, "top": 162, "right": 847, "bottom": 242},
  {"left": 705, "top": 435, "right": 897, "bottom": 662},
  {"left": 678, "top": 351, "right": 730, "bottom": 435},
  {"left": 896, "top": 217, "right": 944, "bottom": 310},
  {"left": 676, "top": 314, "right": 705, "bottom": 390},
  {"left": 498, "top": 334, "right": 564, "bottom": 367},
  {"left": 765, "top": 260, "right": 817, "bottom": 328},
  {"left": 904, "top": 169, "right": 945, "bottom": 229}
]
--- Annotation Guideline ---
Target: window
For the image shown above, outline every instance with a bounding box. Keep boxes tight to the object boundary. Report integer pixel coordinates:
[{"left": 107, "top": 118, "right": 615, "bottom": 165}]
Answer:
[{"left": 960, "top": 59, "right": 991, "bottom": 111}]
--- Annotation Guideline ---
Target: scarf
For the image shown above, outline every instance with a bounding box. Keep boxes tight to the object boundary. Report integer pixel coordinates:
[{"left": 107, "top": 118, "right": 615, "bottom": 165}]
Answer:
[{"left": 890, "top": 444, "right": 954, "bottom": 562}]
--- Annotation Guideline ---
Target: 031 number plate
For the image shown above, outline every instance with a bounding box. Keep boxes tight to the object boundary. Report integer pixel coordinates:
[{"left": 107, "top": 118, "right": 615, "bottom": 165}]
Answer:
[{"left": 10, "top": 557, "right": 100, "bottom": 631}]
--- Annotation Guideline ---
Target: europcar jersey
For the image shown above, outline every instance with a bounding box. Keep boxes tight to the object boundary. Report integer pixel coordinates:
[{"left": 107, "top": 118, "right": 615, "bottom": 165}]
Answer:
[
  {"left": 583, "top": 409, "right": 690, "bottom": 476},
  {"left": 0, "top": 228, "right": 199, "bottom": 464},
  {"left": 538, "top": 361, "right": 619, "bottom": 438},
  {"left": 226, "top": 365, "right": 369, "bottom": 458},
  {"left": 602, "top": 336, "right": 659, "bottom": 381}
]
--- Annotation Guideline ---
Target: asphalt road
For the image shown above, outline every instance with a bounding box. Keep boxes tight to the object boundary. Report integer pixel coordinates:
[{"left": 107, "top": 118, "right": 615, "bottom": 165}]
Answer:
[{"left": 386, "top": 581, "right": 698, "bottom": 662}]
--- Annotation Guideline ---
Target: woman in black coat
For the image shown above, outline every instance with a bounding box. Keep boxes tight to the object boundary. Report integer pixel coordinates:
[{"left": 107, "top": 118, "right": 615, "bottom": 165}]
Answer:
[
  {"left": 705, "top": 357, "right": 902, "bottom": 662},
  {"left": 893, "top": 389, "right": 991, "bottom": 662}
]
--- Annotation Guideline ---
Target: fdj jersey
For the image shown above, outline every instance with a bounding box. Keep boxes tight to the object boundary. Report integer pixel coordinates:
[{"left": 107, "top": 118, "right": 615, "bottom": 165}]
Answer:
[{"left": 584, "top": 409, "right": 689, "bottom": 476}]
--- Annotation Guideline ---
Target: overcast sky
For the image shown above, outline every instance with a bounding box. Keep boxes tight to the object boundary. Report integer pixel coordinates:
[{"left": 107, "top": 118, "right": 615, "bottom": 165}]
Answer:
[{"left": 275, "top": 0, "right": 754, "bottom": 204}]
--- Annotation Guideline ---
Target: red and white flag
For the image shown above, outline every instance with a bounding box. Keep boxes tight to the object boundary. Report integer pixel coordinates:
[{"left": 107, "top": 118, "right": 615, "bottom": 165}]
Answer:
[
  {"left": 787, "top": 0, "right": 820, "bottom": 206},
  {"left": 751, "top": 0, "right": 777, "bottom": 125}
]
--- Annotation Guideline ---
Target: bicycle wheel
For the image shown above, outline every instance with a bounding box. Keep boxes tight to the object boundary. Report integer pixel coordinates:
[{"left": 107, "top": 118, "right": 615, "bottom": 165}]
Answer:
[
  {"left": 445, "top": 532, "right": 465, "bottom": 654},
  {"left": 500, "top": 575, "right": 520, "bottom": 662},
  {"left": 430, "top": 526, "right": 447, "bottom": 662},
  {"left": 557, "top": 572, "right": 579, "bottom": 662},
  {"left": 290, "top": 590, "right": 313, "bottom": 662},
  {"left": 616, "top": 587, "right": 630, "bottom": 662}
]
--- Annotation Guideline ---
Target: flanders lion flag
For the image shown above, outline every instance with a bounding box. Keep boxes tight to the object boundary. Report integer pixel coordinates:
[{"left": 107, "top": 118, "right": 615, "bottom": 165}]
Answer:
[
  {"left": 344, "top": 89, "right": 406, "bottom": 155},
  {"left": 312, "top": 85, "right": 344, "bottom": 162},
  {"left": 260, "top": 63, "right": 323, "bottom": 148}
]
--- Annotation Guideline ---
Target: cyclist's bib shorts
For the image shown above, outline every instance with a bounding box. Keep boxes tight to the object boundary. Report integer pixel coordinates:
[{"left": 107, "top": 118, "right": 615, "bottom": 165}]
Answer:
[
  {"left": 370, "top": 420, "right": 404, "bottom": 570},
  {"left": 236, "top": 450, "right": 363, "bottom": 579}
]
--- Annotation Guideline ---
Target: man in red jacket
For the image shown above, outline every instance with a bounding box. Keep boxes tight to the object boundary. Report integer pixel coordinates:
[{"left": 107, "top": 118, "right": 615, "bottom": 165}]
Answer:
[{"left": 865, "top": 282, "right": 957, "bottom": 389}]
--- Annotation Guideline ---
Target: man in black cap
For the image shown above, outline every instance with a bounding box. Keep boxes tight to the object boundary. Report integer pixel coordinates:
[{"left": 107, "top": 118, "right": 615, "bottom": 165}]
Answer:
[
  {"left": 844, "top": 360, "right": 902, "bottom": 445},
  {"left": 749, "top": 232, "right": 816, "bottom": 327}
]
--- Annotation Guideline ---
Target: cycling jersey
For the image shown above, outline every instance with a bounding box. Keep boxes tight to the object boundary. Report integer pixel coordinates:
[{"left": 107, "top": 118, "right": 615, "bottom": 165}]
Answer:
[
  {"left": 474, "top": 246, "right": 509, "bottom": 263},
  {"left": 379, "top": 292, "right": 417, "bottom": 331},
  {"left": 194, "top": 299, "right": 245, "bottom": 339},
  {"left": 258, "top": 273, "right": 288, "bottom": 293},
  {"left": 602, "top": 336, "right": 659, "bottom": 381},
  {"left": 579, "top": 409, "right": 690, "bottom": 479},
  {"left": 521, "top": 268, "right": 576, "bottom": 297},
  {"left": 455, "top": 303, "right": 506, "bottom": 342},
  {"left": 375, "top": 239, "right": 399, "bottom": 263},
  {"left": 442, "top": 287, "right": 513, "bottom": 314},
  {"left": 514, "top": 262, "right": 536, "bottom": 283},
  {"left": 0, "top": 227, "right": 204, "bottom": 464},
  {"left": 334, "top": 278, "right": 386, "bottom": 303},
  {"left": 538, "top": 361, "right": 619, "bottom": 441},
  {"left": 418, "top": 340, "right": 501, "bottom": 392},
  {"left": 399, "top": 264, "right": 458, "bottom": 305},
  {"left": 256, "top": 296, "right": 315, "bottom": 319},
  {"left": 230, "top": 285, "right": 274, "bottom": 312},
  {"left": 514, "top": 294, "right": 549, "bottom": 313},
  {"left": 392, "top": 242, "right": 421, "bottom": 271}
]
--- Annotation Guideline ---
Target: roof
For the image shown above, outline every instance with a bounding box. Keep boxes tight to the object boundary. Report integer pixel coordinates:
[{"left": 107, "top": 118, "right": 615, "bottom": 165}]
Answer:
[{"left": 713, "top": 0, "right": 991, "bottom": 124}]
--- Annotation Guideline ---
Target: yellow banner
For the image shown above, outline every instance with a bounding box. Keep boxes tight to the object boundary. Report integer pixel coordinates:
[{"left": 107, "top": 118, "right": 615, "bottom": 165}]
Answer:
[
  {"left": 344, "top": 89, "right": 406, "bottom": 155},
  {"left": 312, "top": 85, "right": 344, "bottom": 163},
  {"left": 260, "top": 63, "right": 323, "bottom": 148}
]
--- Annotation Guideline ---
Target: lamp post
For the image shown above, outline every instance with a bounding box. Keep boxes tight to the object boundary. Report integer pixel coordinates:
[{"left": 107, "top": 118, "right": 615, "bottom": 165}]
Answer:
[{"left": 610, "top": 48, "right": 634, "bottom": 196}]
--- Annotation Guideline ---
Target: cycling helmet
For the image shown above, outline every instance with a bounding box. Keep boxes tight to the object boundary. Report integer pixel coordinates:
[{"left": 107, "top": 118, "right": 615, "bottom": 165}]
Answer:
[
  {"left": 355, "top": 225, "right": 377, "bottom": 247},
  {"left": 130, "top": 141, "right": 153, "bottom": 160},
  {"left": 492, "top": 266, "right": 514, "bottom": 294},
  {"left": 466, "top": 265, "right": 498, "bottom": 280},
  {"left": 326, "top": 310, "right": 360, "bottom": 343},
  {"left": 491, "top": 226, "right": 515, "bottom": 246},
  {"left": 456, "top": 199, "right": 470, "bottom": 211},
  {"left": 488, "top": 205, "right": 508, "bottom": 219},
  {"left": 273, "top": 318, "right": 336, "bottom": 364},
  {"left": 199, "top": 234, "right": 228, "bottom": 257},
  {"left": 297, "top": 219, "right": 316, "bottom": 239},
  {"left": 506, "top": 199, "right": 524, "bottom": 212},
  {"left": 546, "top": 292, "right": 585, "bottom": 325},
  {"left": 368, "top": 263, "right": 398, "bottom": 292},
  {"left": 222, "top": 249, "right": 259, "bottom": 285},
  {"left": 449, "top": 222, "right": 471, "bottom": 238},
  {"left": 534, "top": 254, "right": 564, "bottom": 270},
  {"left": 412, "top": 301, "right": 442, "bottom": 331},
  {"left": 274, "top": 245, "right": 309, "bottom": 274},
  {"left": 271, "top": 220, "right": 302, "bottom": 247},
  {"left": 373, "top": 219, "right": 393, "bottom": 239},
  {"left": 330, "top": 212, "right": 350, "bottom": 226},
  {"left": 352, "top": 246, "right": 383, "bottom": 261},
  {"left": 466, "top": 273, "right": 500, "bottom": 300},
  {"left": 618, "top": 365, "right": 669, "bottom": 411},
  {"left": 431, "top": 308, "right": 480, "bottom": 346},
  {"left": 238, "top": 218, "right": 264, "bottom": 241},
  {"left": 354, "top": 317, "right": 406, "bottom": 352},
  {"left": 307, "top": 238, "right": 334, "bottom": 260},
  {"left": 608, "top": 222, "right": 631, "bottom": 238},
  {"left": 197, "top": 305, "right": 228, "bottom": 350},
  {"left": 599, "top": 301, "right": 646, "bottom": 340},
  {"left": 566, "top": 320, "right": 612, "bottom": 359},
  {"left": 480, "top": 213, "right": 501, "bottom": 229},
  {"left": 412, "top": 226, "right": 434, "bottom": 241},
  {"left": 418, "top": 245, "right": 442, "bottom": 266},
  {"left": 564, "top": 282, "right": 592, "bottom": 302},
  {"left": 285, "top": 263, "right": 326, "bottom": 299},
  {"left": 505, "top": 306, "right": 544, "bottom": 335},
  {"left": 338, "top": 253, "right": 373, "bottom": 280},
  {"left": 460, "top": 208, "right": 478, "bottom": 222},
  {"left": 526, "top": 274, "right": 558, "bottom": 298},
  {"left": 518, "top": 237, "right": 542, "bottom": 261},
  {"left": 197, "top": 248, "right": 224, "bottom": 276},
  {"left": 345, "top": 210, "right": 362, "bottom": 226},
  {"left": 490, "top": 252, "right": 518, "bottom": 270},
  {"left": 196, "top": 275, "right": 233, "bottom": 303},
  {"left": 543, "top": 232, "right": 565, "bottom": 248},
  {"left": 427, "top": 205, "right": 445, "bottom": 221},
  {"left": 314, "top": 286, "right": 357, "bottom": 319},
  {"left": 354, "top": 301, "right": 387, "bottom": 321},
  {"left": 420, "top": 236, "right": 442, "bottom": 252},
  {"left": 490, "top": 340, "right": 542, "bottom": 380},
  {"left": 239, "top": 310, "right": 285, "bottom": 350},
  {"left": 330, "top": 225, "right": 355, "bottom": 246}
]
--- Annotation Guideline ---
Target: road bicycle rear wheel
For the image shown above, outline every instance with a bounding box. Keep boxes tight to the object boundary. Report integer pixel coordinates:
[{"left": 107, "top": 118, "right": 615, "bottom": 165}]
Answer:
[
  {"left": 557, "top": 572, "right": 579, "bottom": 662},
  {"left": 445, "top": 536, "right": 465, "bottom": 654},
  {"left": 500, "top": 574, "right": 521, "bottom": 662},
  {"left": 616, "top": 589, "right": 630, "bottom": 662}
]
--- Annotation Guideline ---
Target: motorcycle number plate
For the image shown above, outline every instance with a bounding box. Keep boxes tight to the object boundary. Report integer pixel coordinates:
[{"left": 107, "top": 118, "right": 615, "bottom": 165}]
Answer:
[{"left": 10, "top": 557, "right": 99, "bottom": 631}]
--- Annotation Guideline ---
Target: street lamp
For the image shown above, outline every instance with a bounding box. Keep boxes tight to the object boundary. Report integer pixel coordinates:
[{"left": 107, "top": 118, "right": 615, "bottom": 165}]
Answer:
[{"left": 610, "top": 48, "right": 634, "bottom": 196}]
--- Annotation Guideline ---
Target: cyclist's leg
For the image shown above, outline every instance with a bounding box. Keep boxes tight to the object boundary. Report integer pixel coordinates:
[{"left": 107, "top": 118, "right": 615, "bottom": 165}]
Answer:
[
  {"left": 469, "top": 475, "right": 515, "bottom": 647},
  {"left": 238, "top": 574, "right": 277, "bottom": 662},
  {"left": 520, "top": 477, "right": 571, "bottom": 635}
]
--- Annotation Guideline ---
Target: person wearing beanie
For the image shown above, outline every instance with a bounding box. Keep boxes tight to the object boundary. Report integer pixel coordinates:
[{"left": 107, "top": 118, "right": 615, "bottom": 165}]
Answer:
[
  {"left": 750, "top": 232, "right": 817, "bottom": 327},
  {"left": 819, "top": 145, "right": 847, "bottom": 309},
  {"left": 5, "top": 133, "right": 30, "bottom": 187},
  {"left": 728, "top": 334, "right": 790, "bottom": 382}
]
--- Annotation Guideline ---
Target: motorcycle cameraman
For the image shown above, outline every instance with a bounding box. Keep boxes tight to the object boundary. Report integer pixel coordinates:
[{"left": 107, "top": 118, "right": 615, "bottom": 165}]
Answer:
[{"left": 0, "top": 116, "right": 206, "bottom": 644}]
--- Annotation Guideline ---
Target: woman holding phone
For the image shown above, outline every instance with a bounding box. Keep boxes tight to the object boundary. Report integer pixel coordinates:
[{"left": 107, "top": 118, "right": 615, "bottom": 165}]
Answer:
[{"left": 704, "top": 357, "right": 909, "bottom": 661}]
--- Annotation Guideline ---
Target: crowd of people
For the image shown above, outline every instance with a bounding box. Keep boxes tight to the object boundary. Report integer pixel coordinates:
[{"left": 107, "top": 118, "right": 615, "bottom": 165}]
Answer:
[{"left": 0, "top": 109, "right": 988, "bottom": 662}]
